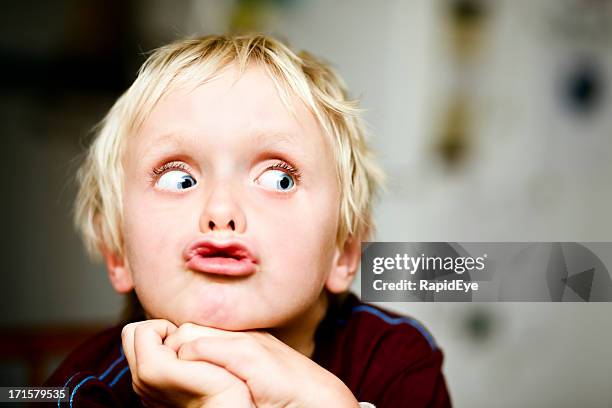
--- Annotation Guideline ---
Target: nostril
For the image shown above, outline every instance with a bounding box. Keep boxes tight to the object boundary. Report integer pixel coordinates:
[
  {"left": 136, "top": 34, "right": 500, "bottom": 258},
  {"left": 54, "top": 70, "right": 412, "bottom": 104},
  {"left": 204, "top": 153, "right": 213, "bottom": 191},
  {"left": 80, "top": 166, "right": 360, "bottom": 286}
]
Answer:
[{"left": 207, "top": 220, "right": 235, "bottom": 231}]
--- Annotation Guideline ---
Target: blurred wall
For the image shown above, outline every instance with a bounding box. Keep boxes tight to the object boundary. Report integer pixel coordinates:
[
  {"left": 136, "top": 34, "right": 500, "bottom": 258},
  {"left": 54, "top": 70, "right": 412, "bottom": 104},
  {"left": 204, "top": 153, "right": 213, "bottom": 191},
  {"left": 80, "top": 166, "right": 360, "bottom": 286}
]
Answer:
[{"left": 2, "top": 0, "right": 612, "bottom": 406}]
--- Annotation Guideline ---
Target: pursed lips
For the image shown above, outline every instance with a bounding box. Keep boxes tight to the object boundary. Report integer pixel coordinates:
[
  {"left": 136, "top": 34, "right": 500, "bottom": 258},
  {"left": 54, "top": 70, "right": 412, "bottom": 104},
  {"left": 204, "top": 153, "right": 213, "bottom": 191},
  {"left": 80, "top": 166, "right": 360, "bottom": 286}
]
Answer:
[{"left": 184, "top": 238, "right": 258, "bottom": 277}]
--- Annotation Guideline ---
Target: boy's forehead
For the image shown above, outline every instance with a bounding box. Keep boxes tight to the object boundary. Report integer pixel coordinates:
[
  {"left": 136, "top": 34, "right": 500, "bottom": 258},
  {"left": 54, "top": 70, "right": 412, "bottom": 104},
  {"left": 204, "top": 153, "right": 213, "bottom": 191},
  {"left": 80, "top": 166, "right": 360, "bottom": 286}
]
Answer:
[
  {"left": 134, "top": 128, "right": 308, "bottom": 163},
  {"left": 129, "top": 65, "right": 331, "bottom": 155}
]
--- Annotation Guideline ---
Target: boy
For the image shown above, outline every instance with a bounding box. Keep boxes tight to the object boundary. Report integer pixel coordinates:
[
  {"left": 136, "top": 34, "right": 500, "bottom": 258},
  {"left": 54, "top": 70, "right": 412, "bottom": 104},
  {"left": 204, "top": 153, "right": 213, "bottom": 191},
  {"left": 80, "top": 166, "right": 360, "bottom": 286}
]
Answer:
[{"left": 46, "top": 34, "right": 451, "bottom": 407}]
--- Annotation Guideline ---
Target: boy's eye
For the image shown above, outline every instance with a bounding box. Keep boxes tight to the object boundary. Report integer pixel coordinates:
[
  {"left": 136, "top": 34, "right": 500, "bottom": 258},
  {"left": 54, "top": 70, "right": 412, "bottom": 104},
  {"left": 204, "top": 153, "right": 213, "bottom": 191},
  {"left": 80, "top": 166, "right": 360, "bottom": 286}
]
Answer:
[
  {"left": 156, "top": 170, "right": 197, "bottom": 191},
  {"left": 256, "top": 169, "right": 295, "bottom": 192}
]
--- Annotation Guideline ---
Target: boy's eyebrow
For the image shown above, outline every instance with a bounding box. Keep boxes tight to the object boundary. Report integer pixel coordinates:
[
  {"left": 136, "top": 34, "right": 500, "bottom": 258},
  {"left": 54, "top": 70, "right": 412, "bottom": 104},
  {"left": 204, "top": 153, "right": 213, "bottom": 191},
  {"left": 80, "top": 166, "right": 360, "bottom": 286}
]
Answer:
[
  {"left": 138, "top": 129, "right": 305, "bottom": 160},
  {"left": 137, "top": 131, "right": 193, "bottom": 159},
  {"left": 157, "top": 129, "right": 301, "bottom": 148},
  {"left": 149, "top": 131, "right": 199, "bottom": 146}
]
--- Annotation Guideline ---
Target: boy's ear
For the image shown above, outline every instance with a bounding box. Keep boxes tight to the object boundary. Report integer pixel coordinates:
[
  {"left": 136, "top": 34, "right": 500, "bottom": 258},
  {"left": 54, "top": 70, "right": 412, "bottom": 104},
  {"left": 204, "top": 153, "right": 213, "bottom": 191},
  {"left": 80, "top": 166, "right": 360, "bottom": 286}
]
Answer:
[
  {"left": 101, "top": 247, "right": 134, "bottom": 294},
  {"left": 326, "top": 236, "right": 362, "bottom": 294}
]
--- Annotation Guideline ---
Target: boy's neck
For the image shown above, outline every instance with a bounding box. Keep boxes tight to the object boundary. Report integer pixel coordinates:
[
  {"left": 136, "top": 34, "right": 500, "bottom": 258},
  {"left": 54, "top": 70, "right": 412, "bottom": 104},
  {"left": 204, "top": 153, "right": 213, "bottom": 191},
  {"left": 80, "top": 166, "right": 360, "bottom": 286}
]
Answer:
[{"left": 267, "top": 291, "right": 329, "bottom": 358}]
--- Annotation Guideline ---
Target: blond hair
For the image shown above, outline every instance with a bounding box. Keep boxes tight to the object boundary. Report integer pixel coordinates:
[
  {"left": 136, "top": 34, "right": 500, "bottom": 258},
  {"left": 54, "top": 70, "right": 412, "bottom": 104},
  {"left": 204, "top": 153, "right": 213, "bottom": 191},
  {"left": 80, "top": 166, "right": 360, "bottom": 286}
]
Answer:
[{"left": 75, "top": 33, "right": 384, "bottom": 259}]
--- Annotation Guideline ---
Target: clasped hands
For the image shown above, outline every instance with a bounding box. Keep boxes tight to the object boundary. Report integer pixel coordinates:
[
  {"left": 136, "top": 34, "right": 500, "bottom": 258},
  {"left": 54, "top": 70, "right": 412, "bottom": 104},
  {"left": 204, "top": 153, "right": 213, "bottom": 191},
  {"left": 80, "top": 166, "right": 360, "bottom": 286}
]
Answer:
[{"left": 121, "top": 320, "right": 359, "bottom": 408}]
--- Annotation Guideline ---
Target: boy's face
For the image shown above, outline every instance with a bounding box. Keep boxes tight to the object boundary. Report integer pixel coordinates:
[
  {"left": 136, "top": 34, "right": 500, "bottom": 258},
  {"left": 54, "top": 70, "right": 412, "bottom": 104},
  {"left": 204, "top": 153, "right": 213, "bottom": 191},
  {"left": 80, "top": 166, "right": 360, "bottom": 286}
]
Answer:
[{"left": 112, "top": 65, "right": 352, "bottom": 330}]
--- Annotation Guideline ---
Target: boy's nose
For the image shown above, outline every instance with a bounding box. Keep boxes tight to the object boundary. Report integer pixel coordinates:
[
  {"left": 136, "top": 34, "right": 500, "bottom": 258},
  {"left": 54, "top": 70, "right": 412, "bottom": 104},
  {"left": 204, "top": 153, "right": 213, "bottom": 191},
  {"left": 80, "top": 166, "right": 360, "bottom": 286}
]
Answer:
[
  {"left": 207, "top": 219, "right": 236, "bottom": 231},
  {"left": 199, "top": 186, "right": 246, "bottom": 234}
]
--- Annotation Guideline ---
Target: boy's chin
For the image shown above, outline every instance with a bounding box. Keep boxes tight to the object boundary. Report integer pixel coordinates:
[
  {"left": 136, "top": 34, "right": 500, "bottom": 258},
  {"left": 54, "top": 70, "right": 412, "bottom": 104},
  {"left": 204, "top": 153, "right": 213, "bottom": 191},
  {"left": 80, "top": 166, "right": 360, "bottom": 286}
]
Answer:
[
  {"left": 145, "top": 311, "right": 261, "bottom": 331},
  {"left": 190, "top": 319, "right": 260, "bottom": 331},
  {"left": 175, "top": 303, "right": 267, "bottom": 331},
  {"left": 146, "top": 287, "right": 287, "bottom": 331},
  {"left": 166, "top": 313, "right": 267, "bottom": 331}
]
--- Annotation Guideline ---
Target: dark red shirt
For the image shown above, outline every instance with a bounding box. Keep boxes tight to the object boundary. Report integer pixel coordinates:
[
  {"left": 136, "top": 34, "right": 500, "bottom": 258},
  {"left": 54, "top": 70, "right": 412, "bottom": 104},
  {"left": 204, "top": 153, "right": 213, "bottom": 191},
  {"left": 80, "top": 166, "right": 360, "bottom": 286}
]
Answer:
[{"left": 45, "top": 293, "right": 451, "bottom": 407}]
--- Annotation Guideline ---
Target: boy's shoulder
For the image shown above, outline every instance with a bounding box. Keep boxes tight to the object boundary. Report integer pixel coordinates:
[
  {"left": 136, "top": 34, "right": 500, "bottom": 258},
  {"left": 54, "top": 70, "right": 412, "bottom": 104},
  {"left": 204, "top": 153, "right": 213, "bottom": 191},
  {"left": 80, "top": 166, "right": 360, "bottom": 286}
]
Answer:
[
  {"left": 314, "top": 292, "right": 451, "bottom": 407},
  {"left": 44, "top": 324, "right": 138, "bottom": 407},
  {"left": 314, "top": 292, "right": 439, "bottom": 366}
]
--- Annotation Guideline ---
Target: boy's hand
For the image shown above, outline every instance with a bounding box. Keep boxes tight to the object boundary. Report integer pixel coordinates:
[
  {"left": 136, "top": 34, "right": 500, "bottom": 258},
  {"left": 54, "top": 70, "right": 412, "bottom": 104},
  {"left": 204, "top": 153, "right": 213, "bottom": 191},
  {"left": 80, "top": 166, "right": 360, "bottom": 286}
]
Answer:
[
  {"left": 164, "top": 323, "right": 360, "bottom": 408},
  {"left": 121, "top": 320, "right": 255, "bottom": 408}
]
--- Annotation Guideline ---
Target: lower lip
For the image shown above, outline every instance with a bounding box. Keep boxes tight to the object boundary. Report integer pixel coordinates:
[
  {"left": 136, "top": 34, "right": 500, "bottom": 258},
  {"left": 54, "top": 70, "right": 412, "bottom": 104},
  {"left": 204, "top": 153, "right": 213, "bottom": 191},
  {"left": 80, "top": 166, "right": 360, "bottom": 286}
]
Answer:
[{"left": 186, "top": 256, "right": 257, "bottom": 276}]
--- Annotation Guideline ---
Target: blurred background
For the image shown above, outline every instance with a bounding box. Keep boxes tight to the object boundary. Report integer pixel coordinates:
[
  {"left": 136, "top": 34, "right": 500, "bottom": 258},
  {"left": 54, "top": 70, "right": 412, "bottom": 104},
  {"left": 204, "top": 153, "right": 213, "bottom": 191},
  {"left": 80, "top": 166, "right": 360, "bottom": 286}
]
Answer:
[{"left": 1, "top": 0, "right": 612, "bottom": 406}]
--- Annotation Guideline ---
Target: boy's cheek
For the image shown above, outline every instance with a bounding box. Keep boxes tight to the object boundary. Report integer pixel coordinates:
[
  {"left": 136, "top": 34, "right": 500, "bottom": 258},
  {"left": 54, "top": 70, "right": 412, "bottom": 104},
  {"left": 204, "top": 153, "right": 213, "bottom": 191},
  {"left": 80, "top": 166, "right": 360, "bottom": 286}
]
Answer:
[{"left": 124, "top": 198, "right": 193, "bottom": 246}]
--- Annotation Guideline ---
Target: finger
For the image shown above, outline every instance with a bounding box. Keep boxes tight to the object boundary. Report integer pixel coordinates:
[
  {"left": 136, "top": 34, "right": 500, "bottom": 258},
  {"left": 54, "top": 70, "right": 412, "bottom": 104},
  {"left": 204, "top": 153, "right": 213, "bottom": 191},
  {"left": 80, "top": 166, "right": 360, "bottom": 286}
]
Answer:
[
  {"left": 164, "top": 322, "right": 241, "bottom": 352},
  {"left": 133, "top": 320, "right": 179, "bottom": 383},
  {"left": 121, "top": 322, "right": 139, "bottom": 377},
  {"left": 134, "top": 319, "right": 178, "bottom": 364},
  {"left": 122, "top": 322, "right": 152, "bottom": 394},
  {"left": 132, "top": 321, "right": 242, "bottom": 395},
  {"left": 174, "top": 359, "right": 247, "bottom": 395},
  {"left": 178, "top": 337, "right": 263, "bottom": 382}
]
